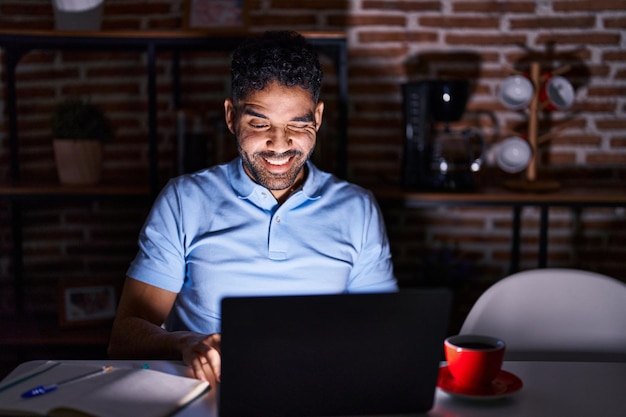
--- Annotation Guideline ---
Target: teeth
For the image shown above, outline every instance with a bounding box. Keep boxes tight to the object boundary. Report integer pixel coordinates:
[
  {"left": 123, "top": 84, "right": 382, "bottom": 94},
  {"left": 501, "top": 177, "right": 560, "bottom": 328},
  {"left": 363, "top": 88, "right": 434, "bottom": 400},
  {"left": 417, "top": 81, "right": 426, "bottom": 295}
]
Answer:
[{"left": 265, "top": 157, "right": 289, "bottom": 165}]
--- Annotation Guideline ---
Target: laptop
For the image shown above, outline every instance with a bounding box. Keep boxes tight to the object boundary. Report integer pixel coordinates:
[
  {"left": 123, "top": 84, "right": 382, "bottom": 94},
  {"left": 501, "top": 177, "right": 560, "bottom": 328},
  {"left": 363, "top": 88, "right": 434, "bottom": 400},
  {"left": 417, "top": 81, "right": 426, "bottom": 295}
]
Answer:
[{"left": 219, "top": 289, "right": 451, "bottom": 417}]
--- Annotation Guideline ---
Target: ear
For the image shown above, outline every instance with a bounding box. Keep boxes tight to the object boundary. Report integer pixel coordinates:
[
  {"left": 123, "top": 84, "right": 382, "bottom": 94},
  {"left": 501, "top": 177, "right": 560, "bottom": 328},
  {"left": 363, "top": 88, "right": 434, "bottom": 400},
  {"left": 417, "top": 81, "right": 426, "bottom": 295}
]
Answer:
[
  {"left": 314, "top": 100, "right": 324, "bottom": 132},
  {"left": 224, "top": 98, "right": 236, "bottom": 135}
]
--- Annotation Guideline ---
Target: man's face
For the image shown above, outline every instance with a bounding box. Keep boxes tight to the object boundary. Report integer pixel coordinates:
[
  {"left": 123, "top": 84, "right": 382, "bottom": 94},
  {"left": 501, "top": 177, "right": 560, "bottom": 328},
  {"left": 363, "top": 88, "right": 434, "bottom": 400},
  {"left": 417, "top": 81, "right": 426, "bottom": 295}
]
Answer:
[{"left": 224, "top": 81, "right": 324, "bottom": 198}]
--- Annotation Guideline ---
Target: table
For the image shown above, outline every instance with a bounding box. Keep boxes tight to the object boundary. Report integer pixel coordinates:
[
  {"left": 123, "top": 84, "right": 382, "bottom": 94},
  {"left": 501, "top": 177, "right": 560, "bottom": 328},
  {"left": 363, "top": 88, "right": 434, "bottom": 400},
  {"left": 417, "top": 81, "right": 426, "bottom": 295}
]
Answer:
[
  {"left": 432, "top": 361, "right": 626, "bottom": 417},
  {"left": 3, "top": 360, "right": 625, "bottom": 417}
]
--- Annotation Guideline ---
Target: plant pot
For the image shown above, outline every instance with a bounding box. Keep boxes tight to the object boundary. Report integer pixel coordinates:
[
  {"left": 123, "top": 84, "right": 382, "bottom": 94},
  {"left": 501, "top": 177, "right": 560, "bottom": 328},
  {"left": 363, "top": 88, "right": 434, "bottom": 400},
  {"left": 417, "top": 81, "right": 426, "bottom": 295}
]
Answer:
[
  {"left": 53, "top": 139, "right": 103, "bottom": 185},
  {"left": 53, "top": 0, "right": 104, "bottom": 31}
]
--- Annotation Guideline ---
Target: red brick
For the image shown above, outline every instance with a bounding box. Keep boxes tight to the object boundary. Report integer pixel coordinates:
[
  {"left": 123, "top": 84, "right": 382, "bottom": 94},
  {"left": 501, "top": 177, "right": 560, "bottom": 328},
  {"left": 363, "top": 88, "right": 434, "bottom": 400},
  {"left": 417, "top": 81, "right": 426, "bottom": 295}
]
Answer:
[
  {"left": 603, "top": 50, "right": 626, "bottom": 61},
  {"left": 587, "top": 153, "right": 626, "bottom": 164},
  {"left": 587, "top": 86, "right": 626, "bottom": 97},
  {"left": 505, "top": 48, "right": 592, "bottom": 63},
  {"left": 270, "top": 0, "right": 349, "bottom": 10},
  {"left": 453, "top": 1, "right": 535, "bottom": 13},
  {"left": 551, "top": 134, "right": 603, "bottom": 146},
  {"left": 510, "top": 16, "right": 595, "bottom": 29},
  {"left": 554, "top": 0, "right": 626, "bottom": 11},
  {"left": 445, "top": 33, "right": 527, "bottom": 45},
  {"left": 419, "top": 16, "right": 500, "bottom": 29},
  {"left": 349, "top": 46, "right": 410, "bottom": 59},
  {"left": 603, "top": 17, "right": 626, "bottom": 28},
  {"left": 574, "top": 102, "right": 618, "bottom": 113},
  {"left": 358, "top": 31, "right": 438, "bottom": 43},
  {"left": 330, "top": 14, "right": 406, "bottom": 27},
  {"left": 610, "top": 137, "right": 626, "bottom": 148},
  {"left": 536, "top": 32, "right": 621, "bottom": 45},
  {"left": 596, "top": 119, "right": 626, "bottom": 130},
  {"left": 362, "top": 1, "right": 440, "bottom": 12},
  {"left": 245, "top": 14, "right": 317, "bottom": 27},
  {"left": 349, "top": 62, "right": 406, "bottom": 78}
]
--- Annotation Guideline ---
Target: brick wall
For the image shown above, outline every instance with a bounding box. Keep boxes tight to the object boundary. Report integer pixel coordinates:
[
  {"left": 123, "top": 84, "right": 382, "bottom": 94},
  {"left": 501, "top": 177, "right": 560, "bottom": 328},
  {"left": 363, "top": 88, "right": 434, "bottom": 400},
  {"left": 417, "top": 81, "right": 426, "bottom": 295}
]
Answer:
[{"left": 1, "top": 1, "right": 625, "bottom": 328}]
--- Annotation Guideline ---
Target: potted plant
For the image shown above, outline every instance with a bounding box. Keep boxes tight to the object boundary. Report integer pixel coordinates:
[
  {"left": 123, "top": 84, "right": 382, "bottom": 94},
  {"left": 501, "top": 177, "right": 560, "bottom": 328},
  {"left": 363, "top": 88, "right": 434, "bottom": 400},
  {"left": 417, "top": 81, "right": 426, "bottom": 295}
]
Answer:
[
  {"left": 53, "top": 0, "right": 105, "bottom": 31},
  {"left": 51, "top": 98, "right": 114, "bottom": 185}
]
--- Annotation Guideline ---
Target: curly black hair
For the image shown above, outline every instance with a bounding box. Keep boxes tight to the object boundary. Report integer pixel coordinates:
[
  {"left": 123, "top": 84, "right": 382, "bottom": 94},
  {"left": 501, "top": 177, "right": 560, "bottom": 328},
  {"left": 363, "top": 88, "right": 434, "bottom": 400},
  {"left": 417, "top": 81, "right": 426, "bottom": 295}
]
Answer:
[{"left": 230, "top": 31, "right": 323, "bottom": 104}]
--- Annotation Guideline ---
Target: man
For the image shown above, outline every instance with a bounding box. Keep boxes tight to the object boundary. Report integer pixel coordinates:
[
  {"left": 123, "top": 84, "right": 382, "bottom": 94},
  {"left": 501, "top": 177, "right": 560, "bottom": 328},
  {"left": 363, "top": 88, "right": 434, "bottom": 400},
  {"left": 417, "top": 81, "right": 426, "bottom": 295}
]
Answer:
[{"left": 108, "top": 31, "right": 397, "bottom": 386}]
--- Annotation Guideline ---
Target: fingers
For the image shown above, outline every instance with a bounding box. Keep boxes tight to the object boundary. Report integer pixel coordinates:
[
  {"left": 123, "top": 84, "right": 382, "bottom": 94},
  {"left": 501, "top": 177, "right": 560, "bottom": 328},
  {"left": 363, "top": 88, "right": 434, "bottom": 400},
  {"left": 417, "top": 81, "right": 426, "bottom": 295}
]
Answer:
[
  {"left": 190, "top": 350, "right": 220, "bottom": 384},
  {"left": 185, "top": 334, "right": 222, "bottom": 384},
  {"left": 191, "top": 357, "right": 209, "bottom": 382},
  {"left": 207, "top": 333, "right": 221, "bottom": 381},
  {"left": 206, "top": 347, "right": 222, "bottom": 382}
]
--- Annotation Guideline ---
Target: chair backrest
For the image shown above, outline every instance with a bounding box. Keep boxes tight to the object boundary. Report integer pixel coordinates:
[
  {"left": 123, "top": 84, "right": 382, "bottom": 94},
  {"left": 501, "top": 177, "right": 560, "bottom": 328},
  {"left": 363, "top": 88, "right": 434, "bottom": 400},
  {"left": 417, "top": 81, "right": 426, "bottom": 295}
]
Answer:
[{"left": 460, "top": 268, "right": 626, "bottom": 362}]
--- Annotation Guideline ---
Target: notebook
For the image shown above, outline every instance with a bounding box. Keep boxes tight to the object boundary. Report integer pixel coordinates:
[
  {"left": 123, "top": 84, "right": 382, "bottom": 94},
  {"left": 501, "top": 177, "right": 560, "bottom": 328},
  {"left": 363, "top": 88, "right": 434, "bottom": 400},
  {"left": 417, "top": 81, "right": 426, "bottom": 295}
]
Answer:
[
  {"left": 0, "top": 361, "right": 209, "bottom": 417},
  {"left": 219, "top": 289, "right": 451, "bottom": 417}
]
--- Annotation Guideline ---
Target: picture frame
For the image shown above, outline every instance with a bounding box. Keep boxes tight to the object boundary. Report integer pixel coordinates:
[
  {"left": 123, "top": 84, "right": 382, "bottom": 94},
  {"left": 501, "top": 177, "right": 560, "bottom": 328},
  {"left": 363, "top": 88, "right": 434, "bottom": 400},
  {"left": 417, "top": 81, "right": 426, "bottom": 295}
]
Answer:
[
  {"left": 183, "top": 0, "right": 248, "bottom": 31},
  {"left": 58, "top": 279, "right": 119, "bottom": 327}
]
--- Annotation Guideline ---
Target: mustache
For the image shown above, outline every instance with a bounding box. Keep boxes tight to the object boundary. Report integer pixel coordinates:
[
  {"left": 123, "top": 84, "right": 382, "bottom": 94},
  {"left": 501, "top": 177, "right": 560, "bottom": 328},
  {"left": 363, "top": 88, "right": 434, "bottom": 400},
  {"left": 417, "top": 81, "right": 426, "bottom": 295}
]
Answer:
[{"left": 256, "top": 150, "right": 302, "bottom": 159}]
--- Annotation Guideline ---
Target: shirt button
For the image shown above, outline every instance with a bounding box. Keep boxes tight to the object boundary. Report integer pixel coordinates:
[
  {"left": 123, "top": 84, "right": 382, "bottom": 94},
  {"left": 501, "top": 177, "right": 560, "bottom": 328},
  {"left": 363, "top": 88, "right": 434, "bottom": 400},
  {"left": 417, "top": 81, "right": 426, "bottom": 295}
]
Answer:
[
  {"left": 261, "top": 192, "right": 268, "bottom": 198},
  {"left": 275, "top": 216, "right": 281, "bottom": 223}
]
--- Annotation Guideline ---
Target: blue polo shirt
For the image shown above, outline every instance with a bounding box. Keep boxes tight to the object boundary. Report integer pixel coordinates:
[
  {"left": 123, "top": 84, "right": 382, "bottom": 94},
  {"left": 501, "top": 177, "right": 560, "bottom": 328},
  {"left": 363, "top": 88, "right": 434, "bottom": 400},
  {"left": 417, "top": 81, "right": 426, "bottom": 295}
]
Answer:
[{"left": 127, "top": 158, "right": 397, "bottom": 334}]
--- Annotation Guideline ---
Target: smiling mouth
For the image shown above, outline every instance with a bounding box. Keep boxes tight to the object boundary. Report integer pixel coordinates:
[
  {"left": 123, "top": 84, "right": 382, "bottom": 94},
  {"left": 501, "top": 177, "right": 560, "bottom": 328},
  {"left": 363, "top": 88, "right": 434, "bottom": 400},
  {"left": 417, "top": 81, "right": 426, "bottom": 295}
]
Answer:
[
  {"left": 260, "top": 151, "right": 300, "bottom": 168},
  {"left": 264, "top": 156, "right": 292, "bottom": 166}
]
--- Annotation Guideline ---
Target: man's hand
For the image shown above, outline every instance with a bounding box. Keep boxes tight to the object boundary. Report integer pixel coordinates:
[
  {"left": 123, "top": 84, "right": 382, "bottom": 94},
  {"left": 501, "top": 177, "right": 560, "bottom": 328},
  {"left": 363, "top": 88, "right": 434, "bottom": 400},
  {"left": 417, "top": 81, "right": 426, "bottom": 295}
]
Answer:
[
  {"left": 109, "top": 278, "right": 223, "bottom": 385},
  {"left": 182, "top": 333, "right": 222, "bottom": 386}
]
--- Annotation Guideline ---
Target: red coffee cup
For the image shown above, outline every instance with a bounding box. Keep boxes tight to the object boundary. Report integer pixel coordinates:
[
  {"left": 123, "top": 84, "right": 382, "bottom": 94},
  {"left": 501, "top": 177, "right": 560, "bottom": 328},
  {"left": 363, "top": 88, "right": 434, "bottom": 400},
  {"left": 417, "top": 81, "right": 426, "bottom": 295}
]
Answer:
[
  {"left": 444, "top": 334, "right": 505, "bottom": 387},
  {"left": 540, "top": 75, "right": 575, "bottom": 111}
]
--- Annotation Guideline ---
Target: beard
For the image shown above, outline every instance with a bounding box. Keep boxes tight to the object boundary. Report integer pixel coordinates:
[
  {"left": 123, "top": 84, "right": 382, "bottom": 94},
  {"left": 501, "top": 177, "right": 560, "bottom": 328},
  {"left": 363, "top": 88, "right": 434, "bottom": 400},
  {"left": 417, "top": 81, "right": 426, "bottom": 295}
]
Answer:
[{"left": 239, "top": 148, "right": 313, "bottom": 191}]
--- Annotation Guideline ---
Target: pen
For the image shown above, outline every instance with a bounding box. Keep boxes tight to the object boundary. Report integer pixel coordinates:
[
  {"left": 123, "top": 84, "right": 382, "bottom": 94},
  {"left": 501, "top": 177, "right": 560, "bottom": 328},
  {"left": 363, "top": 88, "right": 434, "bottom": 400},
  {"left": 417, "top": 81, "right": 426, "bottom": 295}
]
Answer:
[{"left": 21, "top": 366, "right": 113, "bottom": 399}]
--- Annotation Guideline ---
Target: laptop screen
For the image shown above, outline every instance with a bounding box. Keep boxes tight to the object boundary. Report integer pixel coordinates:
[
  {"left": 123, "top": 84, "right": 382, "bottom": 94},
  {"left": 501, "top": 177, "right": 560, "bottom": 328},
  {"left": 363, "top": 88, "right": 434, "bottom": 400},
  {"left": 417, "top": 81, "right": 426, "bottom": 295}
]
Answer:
[{"left": 219, "top": 289, "right": 451, "bottom": 417}]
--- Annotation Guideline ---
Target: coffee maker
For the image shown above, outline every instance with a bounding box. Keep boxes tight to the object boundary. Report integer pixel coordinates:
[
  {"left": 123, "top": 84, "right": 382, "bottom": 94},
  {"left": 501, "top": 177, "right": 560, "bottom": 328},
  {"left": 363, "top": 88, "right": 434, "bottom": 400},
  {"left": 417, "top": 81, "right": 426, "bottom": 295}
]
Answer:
[{"left": 401, "top": 80, "right": 485, "bottom": 191}]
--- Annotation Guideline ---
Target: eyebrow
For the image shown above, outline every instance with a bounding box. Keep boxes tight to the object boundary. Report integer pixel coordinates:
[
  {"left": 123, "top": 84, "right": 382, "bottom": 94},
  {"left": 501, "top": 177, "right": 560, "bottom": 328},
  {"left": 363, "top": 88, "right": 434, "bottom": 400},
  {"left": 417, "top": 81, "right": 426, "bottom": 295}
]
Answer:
[
  {"left": 243, "top": 108, "right": 268, "bottom": 119},
  {"left": 243, "top": 108, "right": 315, "bottom": 123}
]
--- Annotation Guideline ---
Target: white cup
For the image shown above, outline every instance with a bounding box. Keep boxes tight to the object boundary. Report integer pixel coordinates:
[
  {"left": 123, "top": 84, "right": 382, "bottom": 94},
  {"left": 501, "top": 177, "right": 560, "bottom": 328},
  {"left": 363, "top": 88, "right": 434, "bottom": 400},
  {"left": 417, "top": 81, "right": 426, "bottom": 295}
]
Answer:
[
  {"left": 498, "top": 75, "right": 534, "bottom": 110},
  {"left": 496, "top": 137, "right": 532, "bottom": 173},
  {"left": 541, "top": 75, "right": 575, "bottom": 111}
]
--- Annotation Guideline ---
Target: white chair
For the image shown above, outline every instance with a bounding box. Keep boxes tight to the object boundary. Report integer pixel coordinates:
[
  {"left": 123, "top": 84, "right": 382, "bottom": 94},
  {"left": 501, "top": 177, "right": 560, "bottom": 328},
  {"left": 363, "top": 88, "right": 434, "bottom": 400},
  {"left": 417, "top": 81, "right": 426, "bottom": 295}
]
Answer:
[{"left": 460, "top": 268, "right": 626, "bottom": 362}]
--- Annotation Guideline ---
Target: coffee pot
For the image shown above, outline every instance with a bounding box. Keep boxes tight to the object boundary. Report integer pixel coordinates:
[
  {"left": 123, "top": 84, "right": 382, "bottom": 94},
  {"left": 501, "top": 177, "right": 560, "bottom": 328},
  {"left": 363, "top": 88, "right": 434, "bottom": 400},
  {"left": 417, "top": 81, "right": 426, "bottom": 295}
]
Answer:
[
  {"left": 430, "top": 127, "right": 485, "bottom": 191},
  {"left": 402, "top": 79, "right": 485, "bottom": 190}
]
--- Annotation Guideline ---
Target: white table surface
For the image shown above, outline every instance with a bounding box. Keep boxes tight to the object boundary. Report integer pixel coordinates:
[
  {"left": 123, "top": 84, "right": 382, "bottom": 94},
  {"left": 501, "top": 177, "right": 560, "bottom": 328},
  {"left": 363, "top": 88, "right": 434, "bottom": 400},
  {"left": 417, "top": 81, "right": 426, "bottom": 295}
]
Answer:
[{"left": 4, "top": 360, "right": 626, "bottom": 417}]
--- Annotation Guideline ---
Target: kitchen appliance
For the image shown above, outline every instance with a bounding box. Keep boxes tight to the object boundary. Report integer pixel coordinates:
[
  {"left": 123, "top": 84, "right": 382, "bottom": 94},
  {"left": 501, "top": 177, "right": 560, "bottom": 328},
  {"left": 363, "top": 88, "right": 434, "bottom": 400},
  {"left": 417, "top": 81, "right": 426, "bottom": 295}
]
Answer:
[{"left": 402, "top": 80, "right": 485, "bottom": 191}]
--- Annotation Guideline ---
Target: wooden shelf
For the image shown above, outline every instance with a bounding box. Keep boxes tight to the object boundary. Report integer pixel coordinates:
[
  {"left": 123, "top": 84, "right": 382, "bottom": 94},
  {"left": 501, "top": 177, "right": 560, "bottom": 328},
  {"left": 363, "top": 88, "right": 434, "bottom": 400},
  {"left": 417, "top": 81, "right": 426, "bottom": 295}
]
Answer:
[
  {"left": 0, "top": 28, "right": 346, "bottom": 41},
  {"left": 372, "top": 183, "right": 626, "bottom": 206}
]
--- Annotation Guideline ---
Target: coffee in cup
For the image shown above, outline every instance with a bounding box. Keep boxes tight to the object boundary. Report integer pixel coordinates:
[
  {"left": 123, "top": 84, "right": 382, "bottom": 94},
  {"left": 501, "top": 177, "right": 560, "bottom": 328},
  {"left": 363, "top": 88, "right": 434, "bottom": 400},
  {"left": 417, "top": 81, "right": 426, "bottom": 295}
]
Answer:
[{"left": 444, "top": 334, "right": 505, "bottom": 387}]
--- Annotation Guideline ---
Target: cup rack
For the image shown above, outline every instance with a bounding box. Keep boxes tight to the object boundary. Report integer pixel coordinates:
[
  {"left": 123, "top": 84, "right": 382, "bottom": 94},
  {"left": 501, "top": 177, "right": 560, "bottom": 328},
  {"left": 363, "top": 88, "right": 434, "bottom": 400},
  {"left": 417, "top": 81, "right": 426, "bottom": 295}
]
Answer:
[{"left": 502, "top": 61, "right": 572, "bottom": 191}]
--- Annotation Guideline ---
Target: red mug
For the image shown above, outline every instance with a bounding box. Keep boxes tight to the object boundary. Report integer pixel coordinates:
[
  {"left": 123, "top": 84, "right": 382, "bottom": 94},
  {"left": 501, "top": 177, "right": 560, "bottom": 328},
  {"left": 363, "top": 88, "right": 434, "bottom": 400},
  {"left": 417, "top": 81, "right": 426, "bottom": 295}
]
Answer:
[
  {"left": 444, "top": 335, "right": 505, "bottom": 387},
  {"left": 540, "top": 75, "right": 575, "bottom": 111}
]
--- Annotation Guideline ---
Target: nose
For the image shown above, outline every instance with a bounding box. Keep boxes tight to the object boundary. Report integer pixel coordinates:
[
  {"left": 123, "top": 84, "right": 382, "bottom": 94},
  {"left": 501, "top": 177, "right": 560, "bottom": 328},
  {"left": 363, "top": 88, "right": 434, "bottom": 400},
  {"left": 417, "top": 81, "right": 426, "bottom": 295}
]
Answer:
[{"left": 266, "top": 124, "right": 292, "bottom": 151}]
